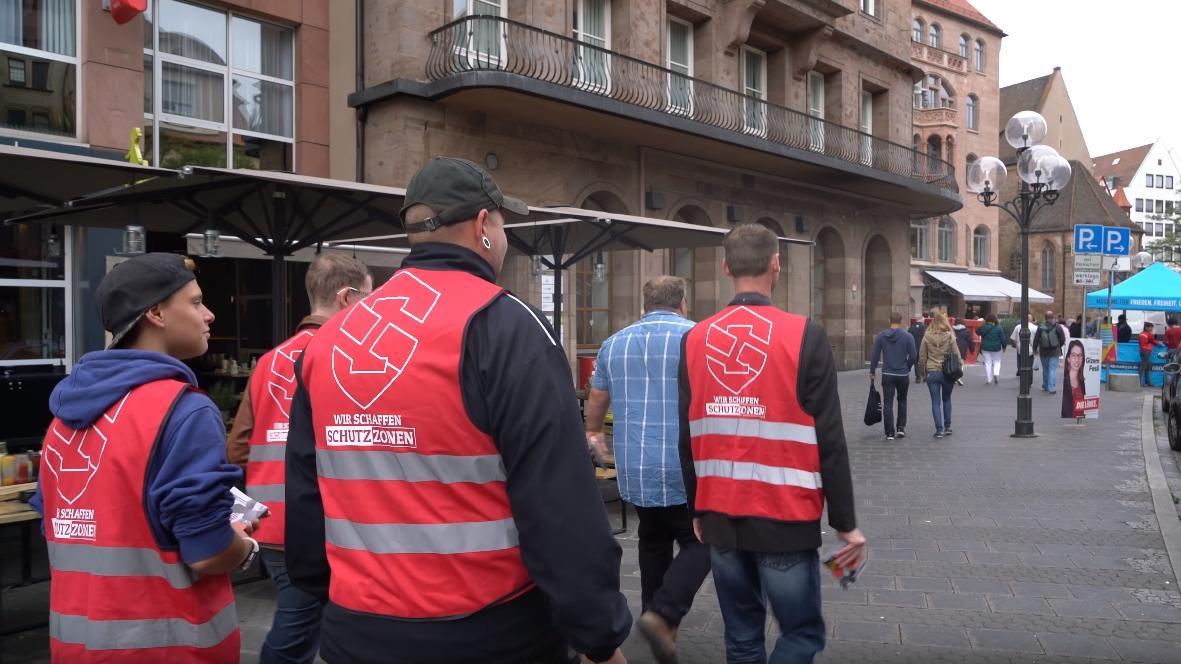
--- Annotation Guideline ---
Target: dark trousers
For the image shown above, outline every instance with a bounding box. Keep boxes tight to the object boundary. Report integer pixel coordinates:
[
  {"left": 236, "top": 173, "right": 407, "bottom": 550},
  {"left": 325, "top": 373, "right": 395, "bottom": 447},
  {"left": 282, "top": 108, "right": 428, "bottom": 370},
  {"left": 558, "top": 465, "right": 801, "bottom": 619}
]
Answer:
[
  {"left": 1141, "top": 350, "right": 1153, "bottom": 386},
  {"left": 880, "top": 374, "right": 909, "bottom": 436},
  {"left": 635, "top": 504, "right": 712, "bottom": 625}
]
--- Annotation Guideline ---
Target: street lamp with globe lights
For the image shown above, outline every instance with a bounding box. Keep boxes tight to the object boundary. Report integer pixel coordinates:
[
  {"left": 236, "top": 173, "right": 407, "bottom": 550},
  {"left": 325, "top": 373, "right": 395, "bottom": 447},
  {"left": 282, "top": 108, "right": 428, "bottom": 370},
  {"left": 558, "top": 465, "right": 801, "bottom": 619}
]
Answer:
[{"left": 967, "top": 111, "right": 1072, "bottom": 438}]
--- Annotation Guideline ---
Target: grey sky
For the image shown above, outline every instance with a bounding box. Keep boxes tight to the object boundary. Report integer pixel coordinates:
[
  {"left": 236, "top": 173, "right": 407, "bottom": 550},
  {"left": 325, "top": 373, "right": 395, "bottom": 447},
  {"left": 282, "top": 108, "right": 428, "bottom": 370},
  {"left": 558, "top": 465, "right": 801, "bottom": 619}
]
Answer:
[{"left": 971, "top": 0, "right": 1178, "bottom": 159}]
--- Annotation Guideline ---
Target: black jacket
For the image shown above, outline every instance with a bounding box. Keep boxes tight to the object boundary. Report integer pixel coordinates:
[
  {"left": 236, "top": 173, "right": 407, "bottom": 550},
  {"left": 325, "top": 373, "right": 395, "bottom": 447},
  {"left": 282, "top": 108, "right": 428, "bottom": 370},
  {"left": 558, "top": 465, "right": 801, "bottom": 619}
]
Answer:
[
  {"left": 285, "top": 243, "right": 630, "bottom": 663},
  {"left": 677, "top": 293, "right": 857, "bottom": 553},
  {"left": 1118, "top": 322, "right": 1133, "bottom": 343}
]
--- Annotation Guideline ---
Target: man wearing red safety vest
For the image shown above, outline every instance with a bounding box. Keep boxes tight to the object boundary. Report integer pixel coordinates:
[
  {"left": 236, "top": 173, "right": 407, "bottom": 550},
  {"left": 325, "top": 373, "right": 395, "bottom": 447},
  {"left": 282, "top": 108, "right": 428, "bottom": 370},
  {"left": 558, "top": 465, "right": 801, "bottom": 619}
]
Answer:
[
  {"left": 286, "top": 157, "right": 631, "bottom": 663},
  {"left": 678, "top": 224, "right": 866, "bottom": 662},
  {"left": 227, "top": 253, "right": 371, "bottom": 663},
  {"left": 32, "top": 253, "right": 257, "bottom": 662}
]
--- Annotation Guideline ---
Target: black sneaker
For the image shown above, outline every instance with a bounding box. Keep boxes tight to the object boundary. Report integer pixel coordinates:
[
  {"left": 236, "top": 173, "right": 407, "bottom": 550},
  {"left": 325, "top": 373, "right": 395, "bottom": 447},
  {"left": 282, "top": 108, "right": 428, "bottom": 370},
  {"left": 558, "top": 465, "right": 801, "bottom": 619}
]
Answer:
[
  {"left": 944, "top": 428, "right": 954, "bottom": 436},
  {"left": 885, "top": 435, "right": 895, "bottom": 441},
  {"left": 934, "top": 431, "right": 944, "bottom": 439},
  {"left": 896, "top": 429, "right": 907, "bottom": 438}
]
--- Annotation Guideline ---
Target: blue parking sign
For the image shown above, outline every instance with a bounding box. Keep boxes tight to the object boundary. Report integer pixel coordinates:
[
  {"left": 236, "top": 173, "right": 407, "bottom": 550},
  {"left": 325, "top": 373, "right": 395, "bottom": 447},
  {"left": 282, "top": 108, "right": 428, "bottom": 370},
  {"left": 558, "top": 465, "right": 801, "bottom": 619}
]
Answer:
[
  {"left": 1102, "top": 227, "right": 1131, "bottom": 256},
  {"left": 1073, "top": 224, "right": 1102, "bottom": 254}
]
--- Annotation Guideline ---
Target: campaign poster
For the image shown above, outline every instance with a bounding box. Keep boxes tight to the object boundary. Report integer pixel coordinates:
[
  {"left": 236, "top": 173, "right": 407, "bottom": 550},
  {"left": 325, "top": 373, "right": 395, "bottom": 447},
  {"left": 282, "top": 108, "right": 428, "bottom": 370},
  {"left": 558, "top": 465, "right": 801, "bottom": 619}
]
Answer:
[{"left": 1061, "top": 338, "right": 1101, "bottom": 419}]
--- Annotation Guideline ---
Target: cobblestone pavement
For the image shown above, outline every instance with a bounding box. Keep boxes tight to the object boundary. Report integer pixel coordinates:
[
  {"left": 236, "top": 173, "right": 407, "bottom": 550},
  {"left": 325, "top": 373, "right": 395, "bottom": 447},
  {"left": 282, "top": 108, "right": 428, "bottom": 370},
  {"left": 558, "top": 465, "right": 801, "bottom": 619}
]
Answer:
[{"left": 4, "top": 366, "right": 1181, "bottom": 664}]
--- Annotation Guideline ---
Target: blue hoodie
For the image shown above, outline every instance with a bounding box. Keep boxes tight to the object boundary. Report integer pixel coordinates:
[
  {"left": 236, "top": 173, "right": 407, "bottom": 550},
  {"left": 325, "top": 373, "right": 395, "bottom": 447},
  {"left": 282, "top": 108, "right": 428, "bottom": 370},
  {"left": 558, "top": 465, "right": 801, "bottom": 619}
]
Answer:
[
  {"left": 870, "top": 327, "right": 917, "bottom": 377},
  {"left": 32, "top": 350, "right": 242, "bottom": 565}
]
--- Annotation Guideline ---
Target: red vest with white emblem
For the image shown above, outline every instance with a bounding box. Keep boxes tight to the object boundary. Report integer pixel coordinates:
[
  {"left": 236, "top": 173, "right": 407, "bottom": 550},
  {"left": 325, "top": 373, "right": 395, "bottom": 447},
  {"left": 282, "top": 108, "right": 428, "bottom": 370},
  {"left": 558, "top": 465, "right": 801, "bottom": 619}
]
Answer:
[
  {"left": 39, "top": 379, "right": 239, "bottom": 663},
  {"left": 684, "top": 305, "right": 824, "bottom": 523},
  {"left": 299, "top": 268, "right": 535, "bottom": 619},
  {"left": 246, "top": 327, "right": 318, "bottom": 546}
]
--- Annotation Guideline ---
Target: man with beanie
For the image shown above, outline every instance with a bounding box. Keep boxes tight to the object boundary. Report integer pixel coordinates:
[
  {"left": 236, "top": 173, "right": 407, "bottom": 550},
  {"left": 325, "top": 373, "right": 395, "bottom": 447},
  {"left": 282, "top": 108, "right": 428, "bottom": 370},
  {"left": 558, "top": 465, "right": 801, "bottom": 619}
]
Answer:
[
  {"left": 228, "top": 253, "right": 372, "bottom": 664},
  {"left": 32, "top": 253, "right": 254, "bottom": 662},
  {"left": 286, "top": 157, "right": 631, "bottom": 663}
]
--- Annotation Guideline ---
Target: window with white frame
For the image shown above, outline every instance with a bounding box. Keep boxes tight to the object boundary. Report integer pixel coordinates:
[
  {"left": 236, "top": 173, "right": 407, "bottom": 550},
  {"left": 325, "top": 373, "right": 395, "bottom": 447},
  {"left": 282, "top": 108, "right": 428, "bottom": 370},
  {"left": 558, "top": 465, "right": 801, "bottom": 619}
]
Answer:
[
  {"left": 973, "top": 226, "right": 990, "bottom": 267},
  {"left": 143, "top": 0, "right": 294, "bottom": 171},
  {"left": 912, "top": 18, "right": 924, "bottom": 43},
  {"left": 966, "top": 94, "right": 978, "bottom": 130},
  {"left": 859, "top": 89, "right": 873, "bottom": 165},
  {"left": 860, "top": 0, "right": 877, "bottom": 18},
  {"left": 958, "top": 34, "right": 969, "bottom": 58},
  {"left": 807, "top": 70, "right": 825, "bottom": 151},
  {"left": 666, "top": 17, "right": 693, "bottom": 115},
  {"left": 928, "top": 23, "right": 941, "bottom": 48},
  {"left": 0, "top": 0, "right": 78, "bottom": 139},
  {"left": 452, "top": 0, "right": 505, "bottom": 67},
  {"left": 573, "top": 0, "right": 610, "bottom": 93},
  {"left": 974, "top": 39, "right": 985, "bottom": 72},
  {"left": 913, "top": 74, "right": 954, "bottom": 109},
  {"left": 911, "top": 218, "right": 930, "bottom": 260},
  {"left": 742, "top": 46, "right": 767, "bottom": 136},
  {"left": 937, "top": 217, "right": 955, "bottom": 262}
]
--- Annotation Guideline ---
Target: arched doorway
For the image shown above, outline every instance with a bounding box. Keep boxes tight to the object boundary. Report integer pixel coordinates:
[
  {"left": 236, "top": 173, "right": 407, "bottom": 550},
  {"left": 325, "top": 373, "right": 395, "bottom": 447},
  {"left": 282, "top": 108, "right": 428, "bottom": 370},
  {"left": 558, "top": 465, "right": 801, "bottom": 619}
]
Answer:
[
  {"left": 863, "top": 235, "right": 893, "bottom": 360},
  {"left": 576, "top": 190, "right": 631, "bottom": 348},
  {"left": 813, "top": 228, "right": 846, "bottom": 364}
]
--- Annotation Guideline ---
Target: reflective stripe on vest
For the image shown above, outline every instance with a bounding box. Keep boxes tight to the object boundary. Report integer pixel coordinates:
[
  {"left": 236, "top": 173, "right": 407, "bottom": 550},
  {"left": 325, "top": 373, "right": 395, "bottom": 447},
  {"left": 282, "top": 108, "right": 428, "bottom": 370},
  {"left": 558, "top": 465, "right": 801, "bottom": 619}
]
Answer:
[
  {"left": 248, "top": 444, "right": 286, "bottom": 462},
  {"left": 325, "top": 517, "right": 519, "bottom": 555},
  {"left": 316, "top": 449, "right": 507, "bottom": 483},
  {"left": 693, "top": 459, "right": 822, "bottom": 490},
  {"left": 243, "top": 483, "right": 285, "bottom": 503},
  {"left": 688, "top": 418, "right": 817, "bottom": 445},
  {"left": 50, "top": 602, "right": 238, "bottom": 651},
  {"left": 47, "top": 542, "right": 197, "bottom": 590}
]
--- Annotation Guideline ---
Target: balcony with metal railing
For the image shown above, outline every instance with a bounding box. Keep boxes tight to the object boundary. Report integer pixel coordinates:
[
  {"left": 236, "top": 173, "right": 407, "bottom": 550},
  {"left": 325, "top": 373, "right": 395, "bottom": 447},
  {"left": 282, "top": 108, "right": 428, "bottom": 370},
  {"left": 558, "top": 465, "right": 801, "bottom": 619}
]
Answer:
[{"left": 351, "top": 16, "right": 961, "bottom": 213}]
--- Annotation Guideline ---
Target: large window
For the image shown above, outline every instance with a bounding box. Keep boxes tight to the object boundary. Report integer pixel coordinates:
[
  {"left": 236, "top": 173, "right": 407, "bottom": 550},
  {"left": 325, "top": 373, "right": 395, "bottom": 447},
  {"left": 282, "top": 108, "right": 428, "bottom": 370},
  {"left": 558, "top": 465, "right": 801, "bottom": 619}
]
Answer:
[
  {"left": 912, "top": 18, "right": 924, "bottom": 43},
  {"left": 913, "top": 74, "right": 954, "bottom": 110},
  {"left": 966, "top": 94, "right": 978, "bottom": 130},
  {"left": 1040, "top": 244, "right": 1055, "bottom": 291},
  {"left": 973, "top": 226, "right": 990, "bottom": 267},
  {"left": 575, "top": 253, "right": 611, "bottom": 347},
  {"left": 860, "top": 0, "right": 877, "bottom": 17},
  {"left": 1147, "top": 173, "right": 1155, "bottom": 188},
  {"left": 1157, "top": 174, "right": 1165, "bottom": 188},
  {"left": 573, "top": 0, "right": 610, "bottom": 93},
  {"left": 0, "top": 224, "right": 69, "bottom": 367},
  {"left": 452, "top": 0, "right": 505, "bottom": 66},
  {"left": 0, "top": 0, "right": 78, "bottom": 139},
  {"left": 928, "top": 23, "right": 941, "bottom": 48},
  {"left": 666, "top": 17, "right": 693, "bottom": 115},
  {"left": 143, "top": 0, "right": 294, "bottom": 170},
  {"left": 859, "top": 90, "right": 873, "bottom": 165},
  {"left": 742, "top": 46, "right": 767, "bottom": 137},
  {"left": 807, "top": 70, "right": 825, "bottom": 151},
  {"left": 937, "top": 217, "right": 955, "bottom": 262},
  {"left": 958, "top": 34, "right": 969, "bottom": 58},
  {"left": 911, "top": 219, "right": 930, "bottom": 260},
  {"left": 974, "top": 39, "right": 986, "bottom": 72}
]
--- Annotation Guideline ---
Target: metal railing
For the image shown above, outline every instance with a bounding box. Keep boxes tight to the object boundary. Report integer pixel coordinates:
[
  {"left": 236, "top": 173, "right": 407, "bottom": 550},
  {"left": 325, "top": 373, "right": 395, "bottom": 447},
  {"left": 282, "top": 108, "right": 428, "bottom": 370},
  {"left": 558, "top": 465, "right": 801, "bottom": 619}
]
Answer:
[{"left": 428, "top": 16, "right": 958, "bottom": 194}]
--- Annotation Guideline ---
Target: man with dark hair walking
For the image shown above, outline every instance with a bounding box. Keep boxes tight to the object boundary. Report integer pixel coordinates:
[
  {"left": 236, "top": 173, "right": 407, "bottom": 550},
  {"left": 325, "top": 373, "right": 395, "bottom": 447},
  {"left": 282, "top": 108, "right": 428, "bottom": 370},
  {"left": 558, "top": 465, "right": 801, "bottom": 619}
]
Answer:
[
  {"left": 679, "top": 224, "right": 865, "bottom": 662},
  {"left": 907, "top": 315, "right": 927, "bottom": 380},
  {"left": 1033, "top": 310, "right": 1065, "bottom": 393},
  {"left": 870, "top": 311, "right": 916, "bottom": 441},
  {"left": 228, "top": 253, "right": 372, "bottom": 664},
  {"left": 585, "top": 275, "right": 709, "bottom": 664}
]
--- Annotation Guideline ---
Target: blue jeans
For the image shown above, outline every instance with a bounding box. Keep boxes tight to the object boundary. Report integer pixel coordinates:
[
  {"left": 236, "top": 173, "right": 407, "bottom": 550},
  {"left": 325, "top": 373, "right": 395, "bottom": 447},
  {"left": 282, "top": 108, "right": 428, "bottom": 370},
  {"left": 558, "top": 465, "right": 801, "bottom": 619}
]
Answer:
[
  {"left": 710, "top": 547, "right": 824, "bottom": 664},
  {"left": 261, "top": 548, "right": 324, "bottom": 664},
  {"left": 925, "top": 371, "right": 953, "bottom": 432},
  {"left": 1040, "top": 354, "right": 1058, "bottom": 391}
]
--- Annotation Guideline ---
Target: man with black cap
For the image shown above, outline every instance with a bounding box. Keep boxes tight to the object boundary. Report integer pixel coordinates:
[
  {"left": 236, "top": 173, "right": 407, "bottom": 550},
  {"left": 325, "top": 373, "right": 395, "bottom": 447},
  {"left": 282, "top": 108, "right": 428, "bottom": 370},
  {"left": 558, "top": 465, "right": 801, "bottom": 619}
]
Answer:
[
  {"left": 287, "top": 157, "right": 632, "bottom": 663},
  {"left": 32, "top": 253, "right": 255, "bottom": 661}
]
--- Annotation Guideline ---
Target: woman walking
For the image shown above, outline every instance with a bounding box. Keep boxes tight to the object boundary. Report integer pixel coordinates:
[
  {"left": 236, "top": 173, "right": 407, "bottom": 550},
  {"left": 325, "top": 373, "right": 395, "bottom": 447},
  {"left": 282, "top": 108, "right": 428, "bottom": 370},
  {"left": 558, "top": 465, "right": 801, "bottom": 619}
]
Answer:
[
  {"left": 977, "top": 314, "right": 1006, "bottom": 385},
  {"left": 1061, "top": 340, "right": 1087, "bottom": 418},
  {"left": 918, "top": 312, "right": 961, "bottom": 438}
]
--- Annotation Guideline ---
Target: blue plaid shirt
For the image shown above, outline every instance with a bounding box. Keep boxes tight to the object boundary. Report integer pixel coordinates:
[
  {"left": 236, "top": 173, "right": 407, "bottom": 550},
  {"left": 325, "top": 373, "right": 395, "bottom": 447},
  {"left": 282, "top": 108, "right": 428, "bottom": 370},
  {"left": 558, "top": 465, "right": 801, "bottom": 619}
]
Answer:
[{"left": 591, "top": 310, "right": 695, "bottom": 507}]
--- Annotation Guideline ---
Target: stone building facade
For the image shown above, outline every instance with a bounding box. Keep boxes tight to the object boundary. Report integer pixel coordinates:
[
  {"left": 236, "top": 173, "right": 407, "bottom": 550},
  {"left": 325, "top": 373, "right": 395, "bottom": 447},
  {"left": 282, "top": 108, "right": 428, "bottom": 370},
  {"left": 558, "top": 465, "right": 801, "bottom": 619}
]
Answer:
[
  {"left": 345, "top": 0, "right": 962, "bottom": 369},
  {"left": 907, "top": 0, "right": 1004, "bottom": 318}
]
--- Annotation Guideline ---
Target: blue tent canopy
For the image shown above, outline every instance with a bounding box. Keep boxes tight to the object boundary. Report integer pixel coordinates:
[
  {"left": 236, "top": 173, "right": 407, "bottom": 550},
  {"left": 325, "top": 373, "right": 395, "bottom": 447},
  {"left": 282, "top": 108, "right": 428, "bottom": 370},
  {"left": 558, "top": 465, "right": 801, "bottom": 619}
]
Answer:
[{"left": 1086, "top": 262, "right": 1181, "bottom": 311}]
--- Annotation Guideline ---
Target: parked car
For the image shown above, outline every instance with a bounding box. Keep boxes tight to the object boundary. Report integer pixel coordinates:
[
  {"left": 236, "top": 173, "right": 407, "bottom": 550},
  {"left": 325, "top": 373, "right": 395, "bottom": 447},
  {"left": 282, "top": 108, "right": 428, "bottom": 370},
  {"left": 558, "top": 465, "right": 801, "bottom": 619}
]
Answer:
[{"left": 1164, "top": 352, "right": 1181, "bottom": 452}]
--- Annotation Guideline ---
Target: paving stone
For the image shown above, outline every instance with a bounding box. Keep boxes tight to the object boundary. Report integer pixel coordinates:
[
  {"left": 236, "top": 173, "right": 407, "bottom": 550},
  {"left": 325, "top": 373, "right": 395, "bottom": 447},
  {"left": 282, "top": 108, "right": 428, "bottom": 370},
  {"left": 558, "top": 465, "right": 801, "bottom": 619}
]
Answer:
[
  {"left": 899, "top": 623, "right": 971, "bottom": 649},
  {"left": 833, "top": 621, "right": 900, "bottom": 644},
  {"left": 895, "top": 576, "right": 952, "bottom": 592},
  {"left": 966, "top": 628, "right": 1045, "bottom": 653},
  {"left": 1036, "top": 633, "right": 1119, "bottom": 659},
  {"left": 923, "top": 592, "right": 989, "bottom": 611},
  {"left": 821, "top": 588, "right": 868, "bottom": 605},
  {"left": 937, "top": 540, "right": 990, "bottom": 552},
  {"left": 915, "top": 550, "right": 969, "bottom": 563},
  {"left": 950, "top": 579, "right": 1012, "bottom": 595},
  {"left": 1018, "top": 554, "right": 1079, "bottom": 568},
  {"left": 1006, "top": 581, "right": 1074, "bottom": 598},
  {"left": 869, "top": 589, "right": 927, "bottom": 608},
  {"left": 1067, "top": 586, "right": 1137, "bottom": 603},
  {"left": 849, "top": 574, "right": 895, "bottom": 590},
  {"left": 873, "top": 549, "right": 918, "bottom": 561},
  {"left": 1045, "top": 599, "right": 1122, "bottom": 620},
  {"left": 986, "top": 595, "right": 1054, "bottom": 616},
  {"left": 1107, "top": 636, "right": 1181, "bottom": 663},
  {"left": 986, "top": 542, "right": 1040, "bottom": 554},
  {"left": 1115, "top": 602, "right": 1181, "bottom": 623},
  {"left": 966, "top": 552, "right": 1023, "bottom": 566}
]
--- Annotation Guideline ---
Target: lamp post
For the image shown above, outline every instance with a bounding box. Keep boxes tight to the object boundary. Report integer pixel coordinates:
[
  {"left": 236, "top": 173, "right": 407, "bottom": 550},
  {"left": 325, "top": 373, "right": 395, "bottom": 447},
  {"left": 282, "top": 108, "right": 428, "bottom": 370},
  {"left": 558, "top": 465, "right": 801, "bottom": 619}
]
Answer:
[{"left": 967, "top": 111, "right": 1072, "bottom": 438}]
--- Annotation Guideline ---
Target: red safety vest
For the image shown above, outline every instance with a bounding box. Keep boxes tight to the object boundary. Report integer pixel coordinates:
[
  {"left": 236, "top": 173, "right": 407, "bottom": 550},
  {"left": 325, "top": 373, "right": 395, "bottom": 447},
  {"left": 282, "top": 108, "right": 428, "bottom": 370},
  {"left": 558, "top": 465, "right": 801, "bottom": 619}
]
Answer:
[
  {"left": 684, "top": 305, "right": 824, "bottom": 523},
  {"left": 246, "top": 327, "right": 318, "bottom": 546},
  {"left": 300, "top": 268, "right": 534, "bottom": 619},
  {"left": 39, "top": 379, "right": 239, "bottom": 662}
]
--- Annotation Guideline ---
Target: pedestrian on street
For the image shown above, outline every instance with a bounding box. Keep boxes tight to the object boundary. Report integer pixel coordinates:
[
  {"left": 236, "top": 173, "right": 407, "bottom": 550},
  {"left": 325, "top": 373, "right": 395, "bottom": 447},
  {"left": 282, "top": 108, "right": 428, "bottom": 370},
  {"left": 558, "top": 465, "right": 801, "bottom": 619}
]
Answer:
[
  {"left": 976, "top": 313, "right": 1006, "bottom": 385},
  {"left": 952, "top": 315, "right": 973, "bottom": 386},
  {"left": 1069, "top": 314, "right": 1082, "bottom": 339},
  {"left": 1011, "top": 313, "right": 1037, "bottom": 376},
  {"left": 1033, "top": 310, "right": 1065, "bottom": 393},
  {"left": 908, "top": 315, "right": 927, "bottom": 380},
  {"left": 584, "top": 275, "right": 710, "bottom": 664},
  {"left": 227, "top": 254, "right": 372, "bottom": 664},
  {"left": 679, "top": 224, "right": 865, "bottom": 663},
  {"left": 869, "top": 311, "right": 916, "bottom": 441},
  {"left": 918, "top": 312, "right": 961, "bottom": 438},
  {"left": 1117, "top": 314, "right": 1133, "bottom": 343},
  {"left": 286, "top": 157, "right": 631, "bottom": 664},
  {"left": 31, "top": 253, "right": 253, "bottom": 662},
  {"left": 1139, "top": 322, "right": 1164, "bottom": 387},
  {"left": 1164, "top": 317, "right": 1181, "bottom": 351}
]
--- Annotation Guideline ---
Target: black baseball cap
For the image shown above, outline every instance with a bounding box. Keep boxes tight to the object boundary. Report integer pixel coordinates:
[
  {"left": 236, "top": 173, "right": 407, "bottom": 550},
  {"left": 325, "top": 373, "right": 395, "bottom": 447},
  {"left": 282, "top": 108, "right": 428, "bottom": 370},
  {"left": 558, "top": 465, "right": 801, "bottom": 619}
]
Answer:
[
  {"left": 96, "top": 253, "right": 196, "bottom": 349},
  {"left": 398, "top": 157, "right": 528, "bottom": 232}
]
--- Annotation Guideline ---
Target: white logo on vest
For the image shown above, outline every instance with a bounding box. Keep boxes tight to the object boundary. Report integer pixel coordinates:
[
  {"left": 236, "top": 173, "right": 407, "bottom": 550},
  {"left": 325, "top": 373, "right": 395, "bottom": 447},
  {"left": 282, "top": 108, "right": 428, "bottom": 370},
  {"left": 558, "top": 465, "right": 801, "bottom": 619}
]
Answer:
[
  {"left": 267, "top": 330, "right": 314, "bottom": 418},
  {"left": 704, "top": 306, "right": 774, "bottom": 395},
  {"left": 331, "top": 271, "right": 442, "bottom": 410}
]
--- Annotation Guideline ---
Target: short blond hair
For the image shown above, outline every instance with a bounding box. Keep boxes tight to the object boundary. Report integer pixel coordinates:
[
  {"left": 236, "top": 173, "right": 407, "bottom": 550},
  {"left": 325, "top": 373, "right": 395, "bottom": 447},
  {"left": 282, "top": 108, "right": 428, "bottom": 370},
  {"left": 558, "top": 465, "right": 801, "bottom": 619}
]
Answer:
[
  {"left": 306, "top": 254, "right": 370, "bottom": 309},
  {"left": 928, "top": 311, "right": 952, "bottom": 334}
]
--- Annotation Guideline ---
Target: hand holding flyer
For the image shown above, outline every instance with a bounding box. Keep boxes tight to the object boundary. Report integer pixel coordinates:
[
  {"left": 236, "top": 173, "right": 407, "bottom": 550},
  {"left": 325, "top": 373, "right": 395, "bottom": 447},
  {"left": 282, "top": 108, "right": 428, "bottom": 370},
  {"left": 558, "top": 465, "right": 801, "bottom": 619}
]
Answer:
[
  {"left": 229, "top": 486, "right": 269, "bottom": 528},
  {"left": 822, "top": 549, "right": 868, "bottom": 590}
]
